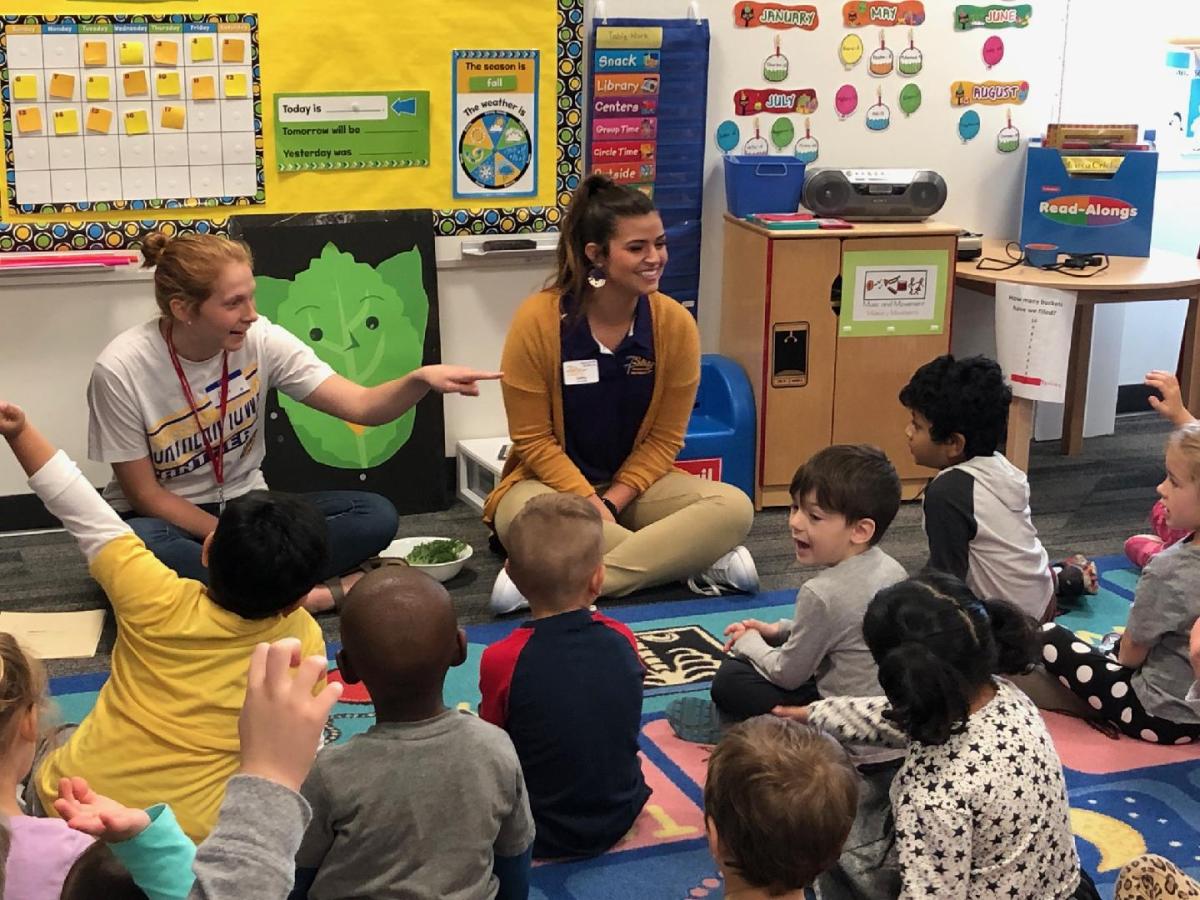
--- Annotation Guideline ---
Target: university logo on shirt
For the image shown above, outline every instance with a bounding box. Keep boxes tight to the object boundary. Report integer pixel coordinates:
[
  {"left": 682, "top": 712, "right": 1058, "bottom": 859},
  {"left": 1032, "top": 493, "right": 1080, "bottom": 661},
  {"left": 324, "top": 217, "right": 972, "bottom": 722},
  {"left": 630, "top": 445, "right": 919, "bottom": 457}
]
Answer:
[{"left": 625, "top": 355, "right": 655, "bottom": 376}]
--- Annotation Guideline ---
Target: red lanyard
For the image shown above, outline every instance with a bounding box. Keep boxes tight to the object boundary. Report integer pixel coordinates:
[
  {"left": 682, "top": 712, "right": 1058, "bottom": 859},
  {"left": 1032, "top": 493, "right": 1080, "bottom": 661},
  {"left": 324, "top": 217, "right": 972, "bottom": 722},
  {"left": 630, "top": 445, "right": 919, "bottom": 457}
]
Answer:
[{"left": 165, "top": 325, "right": 230, "bottom": 503}]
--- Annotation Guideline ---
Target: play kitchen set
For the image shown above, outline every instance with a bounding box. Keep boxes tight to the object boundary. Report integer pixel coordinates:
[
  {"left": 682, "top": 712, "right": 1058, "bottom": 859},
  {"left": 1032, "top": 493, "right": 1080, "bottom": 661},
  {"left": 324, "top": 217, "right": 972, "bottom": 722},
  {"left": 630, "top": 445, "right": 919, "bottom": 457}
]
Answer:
[{"left": 718, "top": 122, "right": 1159, "bottom": 507}]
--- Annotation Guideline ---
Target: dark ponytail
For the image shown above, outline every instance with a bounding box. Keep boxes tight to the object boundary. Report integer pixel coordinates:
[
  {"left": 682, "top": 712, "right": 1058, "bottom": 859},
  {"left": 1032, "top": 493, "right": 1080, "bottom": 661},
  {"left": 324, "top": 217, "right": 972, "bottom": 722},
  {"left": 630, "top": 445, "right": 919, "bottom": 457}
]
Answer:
[
  {"left": 863, "top": 572, "right": 1037, "bottom": 745},
  {"left": 876, "top": 641, "right": 973, "bottom": 745},
  {"left": 981, "top": 596, "right": 1040, "bottom": 675},
  {"left": 549, "top": 173, "right": 657, "bottom": 315}
]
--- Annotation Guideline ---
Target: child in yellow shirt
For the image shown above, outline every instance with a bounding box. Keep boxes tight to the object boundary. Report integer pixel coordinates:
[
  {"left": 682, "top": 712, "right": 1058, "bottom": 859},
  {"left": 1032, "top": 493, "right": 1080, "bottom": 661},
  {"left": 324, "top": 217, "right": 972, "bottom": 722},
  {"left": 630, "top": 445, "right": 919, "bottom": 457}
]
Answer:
[{"left": 0, "top": 401, "right": 325, "bottom": 841}]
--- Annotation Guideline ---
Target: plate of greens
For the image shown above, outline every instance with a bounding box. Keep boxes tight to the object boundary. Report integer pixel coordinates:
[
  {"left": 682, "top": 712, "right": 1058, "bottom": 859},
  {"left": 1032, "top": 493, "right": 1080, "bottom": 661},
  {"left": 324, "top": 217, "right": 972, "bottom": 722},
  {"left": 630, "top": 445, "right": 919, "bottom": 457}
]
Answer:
[{"left": 379, "top": 536, "right": 473, "bottom": 582}]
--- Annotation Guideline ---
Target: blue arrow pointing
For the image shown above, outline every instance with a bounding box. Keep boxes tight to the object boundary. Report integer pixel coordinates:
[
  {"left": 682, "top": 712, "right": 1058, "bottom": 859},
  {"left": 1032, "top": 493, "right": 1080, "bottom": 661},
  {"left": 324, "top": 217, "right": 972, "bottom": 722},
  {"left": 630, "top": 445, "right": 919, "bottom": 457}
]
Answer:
[{"left": 391, "top": 96, "right": 416, "bottom": 116}]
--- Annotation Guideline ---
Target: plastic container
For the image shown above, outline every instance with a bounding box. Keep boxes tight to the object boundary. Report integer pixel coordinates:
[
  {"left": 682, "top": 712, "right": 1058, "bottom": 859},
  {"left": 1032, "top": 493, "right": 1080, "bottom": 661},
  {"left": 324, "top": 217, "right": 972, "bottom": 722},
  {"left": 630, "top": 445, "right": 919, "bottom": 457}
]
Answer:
[{"left": 723, "top": 155, "right": 806, "bottom": 218}]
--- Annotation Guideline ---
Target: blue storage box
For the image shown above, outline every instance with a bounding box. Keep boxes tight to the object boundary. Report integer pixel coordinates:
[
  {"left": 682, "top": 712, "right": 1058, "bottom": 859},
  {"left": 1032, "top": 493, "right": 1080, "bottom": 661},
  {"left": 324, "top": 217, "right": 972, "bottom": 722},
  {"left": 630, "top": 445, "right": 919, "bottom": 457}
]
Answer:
[
  {"left": 678, "top": 354, "right": 755, "bottom": 501},
  {"left": 1019, "top": 144, "right": 1158, "bottom": 258},
  {"left": 724, "top": 155, "right": 806, "bottom": 219}
]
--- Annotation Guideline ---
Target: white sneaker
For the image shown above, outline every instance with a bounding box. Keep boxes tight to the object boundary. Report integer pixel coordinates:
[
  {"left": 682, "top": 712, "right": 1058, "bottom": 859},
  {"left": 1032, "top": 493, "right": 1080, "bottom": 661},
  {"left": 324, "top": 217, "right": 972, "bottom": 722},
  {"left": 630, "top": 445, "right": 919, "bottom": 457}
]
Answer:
[
  {"left": 489, "top": 568, "right": 530, "bottom": 615},
  {"left": 686, "top": 546, "right": 760, "bottom": 596}
]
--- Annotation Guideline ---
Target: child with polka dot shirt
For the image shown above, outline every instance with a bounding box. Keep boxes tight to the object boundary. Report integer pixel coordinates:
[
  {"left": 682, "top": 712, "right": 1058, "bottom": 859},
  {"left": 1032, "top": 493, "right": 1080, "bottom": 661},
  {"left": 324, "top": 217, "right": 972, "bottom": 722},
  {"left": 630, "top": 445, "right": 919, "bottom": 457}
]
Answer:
[{"left": 1041, "top": 423, "right": 1200, "bottom": 744}]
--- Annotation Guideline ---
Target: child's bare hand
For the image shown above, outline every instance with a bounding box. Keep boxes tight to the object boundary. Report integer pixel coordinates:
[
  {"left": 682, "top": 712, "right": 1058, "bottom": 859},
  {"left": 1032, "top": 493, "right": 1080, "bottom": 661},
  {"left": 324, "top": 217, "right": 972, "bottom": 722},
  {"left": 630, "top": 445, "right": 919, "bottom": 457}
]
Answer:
[
  {"left": 722, "top": 621, "right": 748, "bottom": 651},
  {"left": 54, "top": 776, "right": 151, "bottom": 842},
  {"left": 1145, "top": 371, "right": 1195, "bottom": 426},
  {"left": 1190, "top": 617, "right": 1200, "bottom": 679},
  {"left": 771, "top": 705, "right": 810, "bottom": 722},
  {"left": 239, "top": 639, "right": 342, "bottom": 793},
  {"left": 0, "top": 402, "right": 26, "bottom": 438},
  {"left": 722, "top": 618, "right": 780, "bottom": 651}
]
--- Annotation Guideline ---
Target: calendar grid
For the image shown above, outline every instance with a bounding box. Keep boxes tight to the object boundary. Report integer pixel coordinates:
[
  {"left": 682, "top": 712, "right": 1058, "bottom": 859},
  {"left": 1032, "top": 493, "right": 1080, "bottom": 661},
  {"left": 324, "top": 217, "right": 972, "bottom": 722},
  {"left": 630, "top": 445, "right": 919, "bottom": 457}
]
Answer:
[{"left": 1, "top": 13, "right": 264, "bottom": 214}]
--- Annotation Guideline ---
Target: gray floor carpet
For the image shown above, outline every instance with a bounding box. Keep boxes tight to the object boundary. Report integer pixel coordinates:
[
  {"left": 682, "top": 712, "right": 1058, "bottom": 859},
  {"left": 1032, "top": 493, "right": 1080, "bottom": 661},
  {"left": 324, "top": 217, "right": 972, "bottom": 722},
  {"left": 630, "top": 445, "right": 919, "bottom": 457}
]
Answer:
[{"left": 1, "top": 413, "right": 1171, "bottom": 678}]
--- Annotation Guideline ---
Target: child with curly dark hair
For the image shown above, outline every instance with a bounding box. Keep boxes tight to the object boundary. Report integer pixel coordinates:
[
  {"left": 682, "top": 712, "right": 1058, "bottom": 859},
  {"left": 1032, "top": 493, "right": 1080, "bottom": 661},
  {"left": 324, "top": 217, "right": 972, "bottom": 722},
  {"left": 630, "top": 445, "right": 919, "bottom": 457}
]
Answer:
[
  {"left": 899, "top": 354, "right": 1093, "bottom": 622},
  {"left": 774, "top": 573, "right": 1101, "bottom": 900}
]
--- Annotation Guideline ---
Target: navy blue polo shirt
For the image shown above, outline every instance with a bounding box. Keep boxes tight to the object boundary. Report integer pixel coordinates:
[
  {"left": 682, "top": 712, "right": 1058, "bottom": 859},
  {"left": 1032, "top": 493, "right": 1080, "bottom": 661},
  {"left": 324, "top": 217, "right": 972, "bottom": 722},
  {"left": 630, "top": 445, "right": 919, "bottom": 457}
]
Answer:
[
  {"left": 560, "top": 295, "right": 656, "bottom": 484},
  {"left": 478, "top": 608, "right": 650, "bottom": 859}
]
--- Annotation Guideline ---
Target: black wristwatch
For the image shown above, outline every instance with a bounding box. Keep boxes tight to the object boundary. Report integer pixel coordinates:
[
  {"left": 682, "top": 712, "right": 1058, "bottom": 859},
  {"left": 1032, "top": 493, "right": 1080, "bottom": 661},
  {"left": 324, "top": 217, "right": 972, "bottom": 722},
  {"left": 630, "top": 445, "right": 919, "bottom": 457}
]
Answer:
[{"left": 600, "top": 496, "right": 620, "bottom": 518}]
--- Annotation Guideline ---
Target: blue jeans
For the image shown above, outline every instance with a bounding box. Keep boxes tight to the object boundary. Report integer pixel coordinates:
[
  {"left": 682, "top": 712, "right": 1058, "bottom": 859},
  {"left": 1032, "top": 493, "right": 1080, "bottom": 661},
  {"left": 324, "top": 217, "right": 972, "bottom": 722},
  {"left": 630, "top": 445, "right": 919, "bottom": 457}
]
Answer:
[{"left": 125, "top": 491, "right": 399, "bottom": 585}]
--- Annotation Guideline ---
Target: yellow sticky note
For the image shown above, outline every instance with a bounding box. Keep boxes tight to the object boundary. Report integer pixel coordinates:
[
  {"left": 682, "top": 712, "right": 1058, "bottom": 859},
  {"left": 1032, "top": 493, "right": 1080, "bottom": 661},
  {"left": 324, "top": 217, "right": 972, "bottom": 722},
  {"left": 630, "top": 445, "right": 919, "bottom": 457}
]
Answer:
[
  {"left": 191, "top": 75, "right": 216, "bottom": 100},
  {"left": 49, "top": 73, "right": 75, "bottom": 100},
  {"left": 123, "top": 109, "right": 149, "bottom": 135},
  {"left": 83, "top": 40, "right": 108, "bottom": 67},
  {"left": 223, "top": 73, "right": 247, "bottom": 98},
  {"left": 12, "top": 75, "right": 38, "bottom": 101},
  {"left": 153, "top": 40, "right": 178, "bottom": 66},
  {"left": 86, "top": 75, "right": 110, "bottom": 101},
  {"left": 160, "top": 105, "right": 185, "bottom": 130},
  {"left": 53, "top": 108, "right": 79, "bottom": 135},
  {"left": 122, "top": 70, "right": 149, "bottom": 97},
  {"left": 156, "top": 71, "right": 182, "bottom": 97},
  {"left": 190, "top": 36, "right": 214, "bottom": 62},
  {"left": 221, "top": 38, "right": 245, "bottom": 63},
  {"left": 86, "top": 106, "right": 113, "bottom": 134},
  {"left": 119, "top": 41, "right": 144, "bottom": 66},
  {"left": 16, "top": 107, "right": 43, "bottom": 134}
]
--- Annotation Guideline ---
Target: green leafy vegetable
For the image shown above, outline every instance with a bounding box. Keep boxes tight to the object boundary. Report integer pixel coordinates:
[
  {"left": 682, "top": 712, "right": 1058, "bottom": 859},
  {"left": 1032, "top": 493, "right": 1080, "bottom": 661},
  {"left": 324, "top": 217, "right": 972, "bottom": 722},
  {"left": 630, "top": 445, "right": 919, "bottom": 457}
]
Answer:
[
  {"left": 405, "top": 539, "right": 467, "bottom": 565},
  {"left": 255, "top": 242, "right": 428, "bottom": 470}
]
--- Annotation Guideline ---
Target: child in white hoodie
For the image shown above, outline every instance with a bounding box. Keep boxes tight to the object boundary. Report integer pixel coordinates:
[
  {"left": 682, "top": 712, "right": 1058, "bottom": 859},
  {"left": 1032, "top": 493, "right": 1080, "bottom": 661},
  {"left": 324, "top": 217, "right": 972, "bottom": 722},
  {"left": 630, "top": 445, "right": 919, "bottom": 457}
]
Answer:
[{"left": 899, "top": 354, "right": 1093, "bottom": 621}]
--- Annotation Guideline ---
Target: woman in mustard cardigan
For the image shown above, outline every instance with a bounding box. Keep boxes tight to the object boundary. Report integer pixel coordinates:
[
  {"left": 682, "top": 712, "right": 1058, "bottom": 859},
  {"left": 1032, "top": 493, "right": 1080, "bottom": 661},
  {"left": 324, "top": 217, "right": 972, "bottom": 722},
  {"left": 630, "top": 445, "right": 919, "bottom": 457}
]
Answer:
[{"left": 483, "top": 174, "right": 756, "bottom": 613}]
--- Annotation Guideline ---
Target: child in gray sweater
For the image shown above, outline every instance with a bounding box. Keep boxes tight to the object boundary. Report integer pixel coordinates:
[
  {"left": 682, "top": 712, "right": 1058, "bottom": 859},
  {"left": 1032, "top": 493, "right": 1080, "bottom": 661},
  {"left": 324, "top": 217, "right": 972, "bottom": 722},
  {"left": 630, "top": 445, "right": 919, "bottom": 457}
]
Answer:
[{"left": 712, "top": 445, "right": 907, "bottom": 721}]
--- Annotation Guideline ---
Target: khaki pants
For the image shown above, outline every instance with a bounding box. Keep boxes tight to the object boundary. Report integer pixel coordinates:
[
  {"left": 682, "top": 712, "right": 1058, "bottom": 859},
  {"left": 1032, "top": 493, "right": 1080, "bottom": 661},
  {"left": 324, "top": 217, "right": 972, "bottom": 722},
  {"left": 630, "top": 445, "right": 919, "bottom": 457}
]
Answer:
[{"left": 493, "top": 471, "right": 754, "bottom": 597}]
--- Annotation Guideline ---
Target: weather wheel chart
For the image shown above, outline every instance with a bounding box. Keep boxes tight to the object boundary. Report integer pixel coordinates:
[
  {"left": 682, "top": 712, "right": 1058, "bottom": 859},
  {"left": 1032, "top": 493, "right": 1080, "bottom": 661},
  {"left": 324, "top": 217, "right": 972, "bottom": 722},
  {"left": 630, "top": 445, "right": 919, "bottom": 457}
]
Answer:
[
  {"left": 0, "top": 13, "right": 264, "bottom": 214},
  {"left": 458, "top": 110, "right": 532, "bottom": 191}
]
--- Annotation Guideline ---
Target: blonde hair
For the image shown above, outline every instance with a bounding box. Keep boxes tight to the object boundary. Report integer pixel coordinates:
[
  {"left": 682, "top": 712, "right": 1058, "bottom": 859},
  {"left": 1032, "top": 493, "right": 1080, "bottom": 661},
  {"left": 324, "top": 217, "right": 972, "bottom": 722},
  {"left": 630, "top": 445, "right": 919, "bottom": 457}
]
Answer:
[
  {"left": 0, "top": 635, "right": 46, "bottom": 894},
  {"left": 1167, "top": 422, "right": 1200, "bottom": 484},
  {"left": 141, "top": 232, "right": 253, "bottom": 320},
  {"left": 505, "top": 494, "right": 604, "bottom": 610}
]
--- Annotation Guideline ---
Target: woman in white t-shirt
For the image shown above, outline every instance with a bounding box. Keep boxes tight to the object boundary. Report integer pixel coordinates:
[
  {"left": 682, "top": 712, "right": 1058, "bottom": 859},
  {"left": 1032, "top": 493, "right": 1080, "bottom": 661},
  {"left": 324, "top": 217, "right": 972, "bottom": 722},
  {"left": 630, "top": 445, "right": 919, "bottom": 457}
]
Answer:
[{"left": 88, "top": 232, "right": 498, "bottom": 612}]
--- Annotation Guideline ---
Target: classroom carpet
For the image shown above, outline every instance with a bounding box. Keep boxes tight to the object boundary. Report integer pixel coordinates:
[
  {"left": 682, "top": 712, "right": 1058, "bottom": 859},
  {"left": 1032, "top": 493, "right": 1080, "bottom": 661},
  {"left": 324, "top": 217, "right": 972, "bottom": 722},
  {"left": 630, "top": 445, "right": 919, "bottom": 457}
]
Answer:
[{"left": 44, "top": 554, "right": 1200, "bottom": 900}]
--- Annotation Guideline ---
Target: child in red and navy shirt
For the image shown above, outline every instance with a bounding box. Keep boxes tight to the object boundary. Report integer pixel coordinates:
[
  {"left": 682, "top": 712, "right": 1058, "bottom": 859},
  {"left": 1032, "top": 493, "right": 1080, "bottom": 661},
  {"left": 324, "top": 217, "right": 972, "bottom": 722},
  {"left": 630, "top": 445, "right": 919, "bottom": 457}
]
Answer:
[{"left": 479, "top": 493, "right": 649, "bottom": 859}]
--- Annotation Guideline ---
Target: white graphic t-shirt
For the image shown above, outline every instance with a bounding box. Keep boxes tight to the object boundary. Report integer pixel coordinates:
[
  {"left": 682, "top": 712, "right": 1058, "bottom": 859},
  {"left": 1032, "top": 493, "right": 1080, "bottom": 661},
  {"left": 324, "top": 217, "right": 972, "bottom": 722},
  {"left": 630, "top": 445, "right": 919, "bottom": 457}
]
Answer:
[{"left": 88, "top": 316, "right": 334, "bottom": 512}]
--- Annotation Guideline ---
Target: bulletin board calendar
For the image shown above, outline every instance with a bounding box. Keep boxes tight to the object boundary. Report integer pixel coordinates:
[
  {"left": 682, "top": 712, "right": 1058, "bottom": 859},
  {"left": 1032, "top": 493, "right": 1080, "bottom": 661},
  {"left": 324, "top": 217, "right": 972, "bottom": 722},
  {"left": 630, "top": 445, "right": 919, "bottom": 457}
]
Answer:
[{"left": 1, "top": 14, "right": 264, "bottom": 214}]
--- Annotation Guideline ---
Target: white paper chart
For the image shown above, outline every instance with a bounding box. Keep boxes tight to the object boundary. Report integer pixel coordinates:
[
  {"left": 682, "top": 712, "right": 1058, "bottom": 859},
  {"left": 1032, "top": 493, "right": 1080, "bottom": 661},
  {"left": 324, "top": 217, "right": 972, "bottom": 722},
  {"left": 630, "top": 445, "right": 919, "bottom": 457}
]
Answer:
[
  {"left": 2, "top": 15, "right": 264, "bottom": 212},
  {"left": 994, "top": 280, "right": 1078, "bottom": 404}
]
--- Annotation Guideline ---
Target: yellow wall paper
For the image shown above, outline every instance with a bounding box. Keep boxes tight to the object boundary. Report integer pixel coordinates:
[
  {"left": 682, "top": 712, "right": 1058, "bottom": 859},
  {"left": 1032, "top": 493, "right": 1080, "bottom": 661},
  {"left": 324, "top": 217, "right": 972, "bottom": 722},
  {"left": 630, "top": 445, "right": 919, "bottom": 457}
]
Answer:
[{"left": 1, "top": 0, "right": 562, "bottom": 225}]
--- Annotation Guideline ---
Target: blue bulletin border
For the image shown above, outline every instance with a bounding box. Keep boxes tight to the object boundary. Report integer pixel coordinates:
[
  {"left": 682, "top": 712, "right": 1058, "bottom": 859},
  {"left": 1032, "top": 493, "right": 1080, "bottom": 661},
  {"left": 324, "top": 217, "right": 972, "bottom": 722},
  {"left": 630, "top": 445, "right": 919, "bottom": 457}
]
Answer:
[
  {"left": 0, "top": 13, "right": 266, "bottom": 215},
  {"left": 0, "top": 0, "right": 583, "bottom": 251}
]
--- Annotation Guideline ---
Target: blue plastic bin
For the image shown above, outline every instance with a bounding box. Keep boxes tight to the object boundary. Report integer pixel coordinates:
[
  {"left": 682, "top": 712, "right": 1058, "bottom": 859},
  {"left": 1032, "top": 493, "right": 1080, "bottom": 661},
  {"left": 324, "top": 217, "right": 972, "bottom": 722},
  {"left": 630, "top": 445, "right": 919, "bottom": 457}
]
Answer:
[
  {"left": 678, "top": 354, "right": 756, "bottom": 501},
  {"left": 723, "top": 155, "right": 806, "bottom": 218}
]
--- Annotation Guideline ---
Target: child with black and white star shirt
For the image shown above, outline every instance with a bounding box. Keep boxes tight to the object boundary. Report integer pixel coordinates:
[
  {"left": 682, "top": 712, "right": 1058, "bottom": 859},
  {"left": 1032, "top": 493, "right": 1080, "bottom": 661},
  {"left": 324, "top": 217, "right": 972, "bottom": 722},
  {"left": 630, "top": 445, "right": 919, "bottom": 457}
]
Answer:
[{"left": 774, "top": 573, "right": 1100, "bottom": 900}]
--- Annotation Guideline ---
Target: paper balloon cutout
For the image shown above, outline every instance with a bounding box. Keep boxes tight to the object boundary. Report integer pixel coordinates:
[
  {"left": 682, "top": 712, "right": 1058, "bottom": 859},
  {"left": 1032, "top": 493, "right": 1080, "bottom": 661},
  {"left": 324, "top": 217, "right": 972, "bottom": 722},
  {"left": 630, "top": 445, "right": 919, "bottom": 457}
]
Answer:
[
  {"left": 958, "top": 109, "right": 981, "bottom": 142},
  {"left": 899, "top": 83, "right": 922, "bottom": 115},
  {"left": 744, "top": 117, "right": 770, "bottom": 154},
  {"left": 899, "top": 28, "right": 923, "bottom": 76},
  {"left": 839, "top": 34, "right": 864, "bottom": 69},
  {"left": 869, "top": 30, "right": 894, "bottom": 76},
  {"left": 715, "top": 119, "right": 741, "bottom": 153},
  {"left": 771, "top": 116, "right": 795, "bottom": 149},
  {"left": 983, "top": 35, "right": 1004, "bottom": 67},
  {"left": 764, "top": 35, "right": 790, "bottom": 82},
  {"left": 835, "top": 83, "right": 859, "bottom": 118},
  {"left": 794, "top": 116, "right": 820, "bottom": 163},
  {"left": 997, "top": 109, "right": 1020, "bottom": 152},
  {"left": 866, "top": 88, "right": 891, "bottom": 131}
]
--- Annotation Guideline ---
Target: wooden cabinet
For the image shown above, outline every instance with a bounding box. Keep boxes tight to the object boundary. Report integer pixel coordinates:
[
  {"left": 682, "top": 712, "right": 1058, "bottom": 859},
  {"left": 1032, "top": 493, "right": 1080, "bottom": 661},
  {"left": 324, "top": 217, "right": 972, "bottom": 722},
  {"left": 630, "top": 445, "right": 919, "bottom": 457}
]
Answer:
[{"left": 719, "top": 215, "right": 959, "bottom": 507}]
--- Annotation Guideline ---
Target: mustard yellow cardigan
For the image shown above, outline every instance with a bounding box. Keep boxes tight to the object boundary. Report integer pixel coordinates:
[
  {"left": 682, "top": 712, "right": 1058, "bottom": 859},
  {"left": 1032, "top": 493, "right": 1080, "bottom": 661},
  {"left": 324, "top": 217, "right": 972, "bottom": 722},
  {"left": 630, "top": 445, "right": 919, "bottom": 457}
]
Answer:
[{"left": 482, "top": 289, "right": 700, "bottom": 526}]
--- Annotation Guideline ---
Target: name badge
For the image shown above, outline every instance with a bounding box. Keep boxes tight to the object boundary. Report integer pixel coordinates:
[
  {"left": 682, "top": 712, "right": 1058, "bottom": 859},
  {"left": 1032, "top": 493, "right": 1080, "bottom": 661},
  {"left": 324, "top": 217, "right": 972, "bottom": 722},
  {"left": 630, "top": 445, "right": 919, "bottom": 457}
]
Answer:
[{"left": 562, "top": 359, "right": 600, "bottom": 385}]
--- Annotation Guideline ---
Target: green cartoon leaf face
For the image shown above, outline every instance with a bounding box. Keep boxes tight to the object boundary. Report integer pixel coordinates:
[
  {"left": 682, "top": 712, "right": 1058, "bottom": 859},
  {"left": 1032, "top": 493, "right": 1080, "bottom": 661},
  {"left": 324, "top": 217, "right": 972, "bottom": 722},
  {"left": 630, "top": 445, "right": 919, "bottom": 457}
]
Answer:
[{"left": 261, "top": 243, "right": 428, "bottom": 470}]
